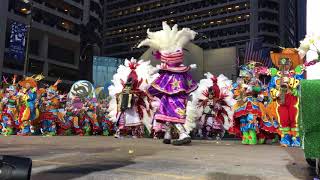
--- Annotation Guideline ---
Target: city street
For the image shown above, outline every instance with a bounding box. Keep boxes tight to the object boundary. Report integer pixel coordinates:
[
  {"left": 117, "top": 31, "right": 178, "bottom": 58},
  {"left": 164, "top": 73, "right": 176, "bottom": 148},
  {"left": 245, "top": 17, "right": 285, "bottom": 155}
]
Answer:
[{"left": 0, "top": 136, "right": 315, "bottom": 180}]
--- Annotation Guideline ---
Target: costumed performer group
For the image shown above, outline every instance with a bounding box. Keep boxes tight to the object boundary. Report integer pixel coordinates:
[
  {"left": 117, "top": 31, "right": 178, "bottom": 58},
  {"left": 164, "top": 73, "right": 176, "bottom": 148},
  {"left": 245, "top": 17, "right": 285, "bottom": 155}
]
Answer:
[{"left": 1, "top": 21, "right": 319, "bottom": 148}]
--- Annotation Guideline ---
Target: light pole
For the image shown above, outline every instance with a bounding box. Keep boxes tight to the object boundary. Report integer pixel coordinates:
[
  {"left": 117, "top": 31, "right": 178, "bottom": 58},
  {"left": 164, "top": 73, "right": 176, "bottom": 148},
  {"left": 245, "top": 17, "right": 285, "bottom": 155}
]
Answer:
[{"left": 23, "top": 0, "right": 33, "bottom": 77}]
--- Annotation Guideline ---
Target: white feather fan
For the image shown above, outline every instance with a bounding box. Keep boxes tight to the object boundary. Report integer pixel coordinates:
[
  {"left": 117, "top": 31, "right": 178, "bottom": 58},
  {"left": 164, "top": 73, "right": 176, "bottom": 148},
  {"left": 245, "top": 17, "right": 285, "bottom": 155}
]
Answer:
[
  {"left": 137, "top": 22, "right": 197, "bottom": 53},
  {"left": 184, "top": 73, "right": 236, "bottom": 134},
  {"left": 107, "top": 58, "right": 159, "bottom": 130}
]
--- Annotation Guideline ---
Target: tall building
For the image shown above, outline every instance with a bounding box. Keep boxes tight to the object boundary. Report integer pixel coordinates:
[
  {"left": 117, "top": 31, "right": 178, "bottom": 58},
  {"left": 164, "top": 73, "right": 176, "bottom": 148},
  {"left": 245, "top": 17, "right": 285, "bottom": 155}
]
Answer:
[
  {"left": 103, "top": 0, "right": 306, "bottom": 62},
  {"left": 0, "top": 0, "right": 103, "bottom": 88}
]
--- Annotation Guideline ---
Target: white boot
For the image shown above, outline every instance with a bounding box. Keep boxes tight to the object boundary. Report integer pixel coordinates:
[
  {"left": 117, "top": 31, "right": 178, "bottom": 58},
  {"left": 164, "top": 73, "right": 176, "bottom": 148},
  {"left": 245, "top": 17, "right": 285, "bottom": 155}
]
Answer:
[
  {"left": 172, "top": 124, "right": 191, "bottom": 146},
  {"left": 163, "top": 123, "right": 172, "bottom": 144},
  {"left": 114, "top": 129, "right": 121, "bottom": 138}
]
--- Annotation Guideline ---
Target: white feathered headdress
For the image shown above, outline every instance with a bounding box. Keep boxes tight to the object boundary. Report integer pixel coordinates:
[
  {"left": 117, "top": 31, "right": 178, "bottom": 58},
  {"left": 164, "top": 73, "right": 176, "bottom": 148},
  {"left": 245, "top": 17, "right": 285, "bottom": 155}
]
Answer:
[
  {"left": 184, "top": 73, "right": 236, "bottom": 134},
  {"left": 108, "top": 58, "right": 158, "bottom": 96},
  {"left": 137, "top": 21, "right": 197, "bottom": 53}
]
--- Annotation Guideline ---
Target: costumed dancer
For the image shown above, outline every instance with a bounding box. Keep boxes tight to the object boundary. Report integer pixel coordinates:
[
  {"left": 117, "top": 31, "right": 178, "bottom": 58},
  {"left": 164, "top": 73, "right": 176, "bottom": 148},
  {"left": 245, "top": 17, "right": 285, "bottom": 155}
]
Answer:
[
  {"left": 229, "top": 62, "right": 265, "bottom": 145},
  {"left": 137, "top": 22, "right": 198, "bottom": 145},
  {"left": 108, "top": 58, "right": 158, "bottom": 138},
  {"left": 268, "top": 48, "right": 304, "bottom": 147},
  {"left": 252, "top": 66, "right": 279, "bottom": 144},
  {"left": 81, "top": 98, "right": 100, "bottom": 135},
  {"left": 17, "top": 75, "right": 43, "bottom": 135},
  {"left": 69, "top": 97, "right": 84, "bottom": 135},
  {"left": 185, "top": 73, "right": 235, "bottom": 140},
  {"left": 0, "top": 75, "right": 19, "bottom": 135},
  {"left": 39, "top": 79, "right": 62, "bottom": 136},
  {"left": 98, "top": 99, "right": 113, "bottom": 136},
  {"left": 56, "top": 100, "right": 75, "bottom": 135},
  {"left": 55, "top": 93, "right": 73, "bottom": 135},
  {"left": 68, "top": 80, "right": 99, "bottom": 136}
]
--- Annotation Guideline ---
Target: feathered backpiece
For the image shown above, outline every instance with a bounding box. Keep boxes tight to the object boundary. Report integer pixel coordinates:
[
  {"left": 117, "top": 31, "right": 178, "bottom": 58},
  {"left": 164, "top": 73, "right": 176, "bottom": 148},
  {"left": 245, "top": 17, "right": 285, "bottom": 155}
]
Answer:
[
  {"left": 108, "top": 58, "right": 158, "bottom": 96},
  {"left": 184, "top": 73, "right": 236, "bottom": 133},
  {"left": 108, "top": 58, "right": 158, "bottom": 125},
  {"left": 137, "top": 21, "right": 197, "bottom": 53}
]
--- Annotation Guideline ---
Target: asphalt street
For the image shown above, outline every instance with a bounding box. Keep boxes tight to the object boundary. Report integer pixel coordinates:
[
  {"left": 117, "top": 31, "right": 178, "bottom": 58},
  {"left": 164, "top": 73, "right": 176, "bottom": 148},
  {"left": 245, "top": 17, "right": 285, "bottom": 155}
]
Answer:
[{"left": 0, "top": 136, "right": 315, "bottom": 180}]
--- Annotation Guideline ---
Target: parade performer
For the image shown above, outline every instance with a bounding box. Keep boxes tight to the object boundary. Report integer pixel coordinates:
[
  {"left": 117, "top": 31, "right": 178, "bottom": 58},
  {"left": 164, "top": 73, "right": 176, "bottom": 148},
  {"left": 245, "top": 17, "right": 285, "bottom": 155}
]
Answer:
[
  {"left": 81, "top": 98, "right": 100, "bottom": 135},
  {"left": 254, "top": 73, "right": 279, "bottom": 144},
  {"left": 97, "top": 99, "right": 113, "bottom": 136},
  {"left": 108, "top": 58, "right": 158, "bottom": 138},
  {"left": 229, "top": 63, "right": 265, "bottom": 145},
  {"left": 184, "top": 73, "right": 235, "bottom": 140},
  {"left": 39, "top": 79, "right": 62, "bottom": 136},
  {"left": 0, "top": 75, "right": 19, "bottom": 135},
  {"left": 137, "top": 22, "right": 198, "bottom": 145},
  {"left": 17, "top": 75, "right": 43, "bottom": 135},
  {"left": 55, "top": 100, "right": 75, "bottom": 135},
  {"left": 68, "top": 80, "right": 99, "bottom": 136},
  {"left": 268, "top": 48, "right": 304, "bottom": 147}
]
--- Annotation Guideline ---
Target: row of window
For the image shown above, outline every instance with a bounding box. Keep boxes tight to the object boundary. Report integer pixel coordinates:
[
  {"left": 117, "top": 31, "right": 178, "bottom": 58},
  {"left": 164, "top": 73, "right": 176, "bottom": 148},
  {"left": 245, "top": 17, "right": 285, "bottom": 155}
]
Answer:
[
  {"left": 31, "top": 8, "right": 80, "bottom": 35},
  {"left": 107, "top": 1, "right": 250, "bottom": 26},
  {"left": 104, "top": 22, "right": 250, "bottom": 50},
  {"left": 105, "top": 12, "right": 250, "bottom": 40},
  {"left": 107, "top": 0, "right": 235, "bottom": 13},
  {"left": 106, "top": 2, "right": 250, "bottom": 33},
  {"left": 32, "top": 0, "right": 83, "bottom": 20},
  {"left": 2, "top": 54, "right": 80, "bottom": 81}
]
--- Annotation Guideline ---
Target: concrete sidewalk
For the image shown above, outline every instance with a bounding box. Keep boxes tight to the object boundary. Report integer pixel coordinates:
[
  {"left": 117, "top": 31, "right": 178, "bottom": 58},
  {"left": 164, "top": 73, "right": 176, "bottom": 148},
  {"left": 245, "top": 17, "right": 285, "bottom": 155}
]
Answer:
[{"left": 0, "top": 136, "right": 315, "bottom": 180}]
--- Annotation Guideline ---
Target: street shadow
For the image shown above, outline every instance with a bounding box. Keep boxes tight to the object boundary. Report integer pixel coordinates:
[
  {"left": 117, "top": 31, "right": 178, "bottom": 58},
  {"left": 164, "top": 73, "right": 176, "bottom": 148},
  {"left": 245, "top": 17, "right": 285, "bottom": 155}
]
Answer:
[
  {"left": 206, "top": 172, "right": 261, "bottom": 180},
  {"left": 31, "top": 161, "right": 135, "bottom": 180},
  {"left": 286, "top": 162, "right": 316, "bottom": 180},
  {"left": 285, "top": 148, "right": 316, "bottom": 180}
]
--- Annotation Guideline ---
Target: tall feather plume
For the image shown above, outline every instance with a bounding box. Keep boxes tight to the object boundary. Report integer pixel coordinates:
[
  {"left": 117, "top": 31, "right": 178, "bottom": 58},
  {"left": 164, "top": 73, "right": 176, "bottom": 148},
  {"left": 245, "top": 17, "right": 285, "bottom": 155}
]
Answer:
[
  {"left": 184, "top": 73, "right": 236, "bottom": 133},
  {"left": 137, "top": 21, "right": 197, "bottom": 53},
  {"left": 108, "top": 58, "right": 158, "bottom": 123}
]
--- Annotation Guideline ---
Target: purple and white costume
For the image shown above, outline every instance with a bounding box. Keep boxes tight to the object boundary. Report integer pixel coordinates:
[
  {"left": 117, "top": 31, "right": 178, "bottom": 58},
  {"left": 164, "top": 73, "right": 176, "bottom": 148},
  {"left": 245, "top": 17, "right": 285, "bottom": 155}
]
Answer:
[{"left": 138, "top": 22, "right": 198, "bottom": 145}]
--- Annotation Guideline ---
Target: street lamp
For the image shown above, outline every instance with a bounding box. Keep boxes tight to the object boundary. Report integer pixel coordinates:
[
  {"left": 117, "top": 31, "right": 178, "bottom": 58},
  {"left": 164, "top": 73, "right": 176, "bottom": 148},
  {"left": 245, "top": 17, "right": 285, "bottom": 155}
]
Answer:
[{"left": 23, "top": 0, "right": 33, "bottom": 76}]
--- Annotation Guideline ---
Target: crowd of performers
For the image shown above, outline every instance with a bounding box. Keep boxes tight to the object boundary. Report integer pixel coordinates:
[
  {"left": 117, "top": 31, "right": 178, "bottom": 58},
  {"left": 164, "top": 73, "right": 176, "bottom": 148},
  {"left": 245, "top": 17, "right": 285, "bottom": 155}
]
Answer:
[
  {"left": 0, "top": 22, "right": 318, "bottom": 148},
  {"left": 0, "top": 76, "right": 111, "bottom": 137}
]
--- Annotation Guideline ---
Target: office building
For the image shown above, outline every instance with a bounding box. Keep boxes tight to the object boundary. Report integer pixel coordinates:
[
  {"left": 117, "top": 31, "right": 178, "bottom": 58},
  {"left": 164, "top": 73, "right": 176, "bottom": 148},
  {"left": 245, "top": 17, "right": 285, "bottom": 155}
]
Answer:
[
  {"left": 0, "top": 0, "right": 103, "bottom": 87},
  {"left": 103, "top": 0, "right": 306, "bottom": 61}
]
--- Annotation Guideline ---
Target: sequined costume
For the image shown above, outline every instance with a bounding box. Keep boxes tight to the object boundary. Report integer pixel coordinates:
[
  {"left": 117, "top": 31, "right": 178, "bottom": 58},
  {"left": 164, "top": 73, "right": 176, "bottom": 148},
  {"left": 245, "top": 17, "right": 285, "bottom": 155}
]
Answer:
[
  {"left": 17, "top": 75, "right": 43, "bottom": 135},
  {"left": 0, "top": 76, "right": 19, "bottom": 135},
  {"left": 108, "top": 59, "right": 157, "bottom": 138},
  {"left": 268, "top": 48, "right": 304, "bottom": 147},
  {"left": 137, "top": 22, "right": 198, "bottom": 145},
  {"left": 229, "top": 63, "right": 265, "bottom": 145},
  {"left": 184, "top": 73, "right": 235, "bottom": 140}
]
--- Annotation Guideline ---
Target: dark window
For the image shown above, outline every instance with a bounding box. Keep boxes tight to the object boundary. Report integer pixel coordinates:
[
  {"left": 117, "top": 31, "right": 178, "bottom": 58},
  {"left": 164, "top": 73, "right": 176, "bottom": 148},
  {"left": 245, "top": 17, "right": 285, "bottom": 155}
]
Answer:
[
  {"left": 48, "top": 64, "right": 79, "bottom": 81},
  {"left": 48, "top": 44, "right": 75, "bottom": 64},
  {"left": 29, "top": 40, "right": 39, "bottom": 55},
  {"left": 28, "top": 59, "right": 43, "bottom": 74}
]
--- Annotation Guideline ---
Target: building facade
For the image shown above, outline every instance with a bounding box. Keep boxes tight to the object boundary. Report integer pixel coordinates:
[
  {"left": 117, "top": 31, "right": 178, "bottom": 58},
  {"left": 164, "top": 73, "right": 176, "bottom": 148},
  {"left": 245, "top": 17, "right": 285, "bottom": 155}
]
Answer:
[
  {"left": 0, "top": 0, "right": 103, "bottom": 87},
  {"left": 103, "top": 0, "right": 306, "bottom": 61}
]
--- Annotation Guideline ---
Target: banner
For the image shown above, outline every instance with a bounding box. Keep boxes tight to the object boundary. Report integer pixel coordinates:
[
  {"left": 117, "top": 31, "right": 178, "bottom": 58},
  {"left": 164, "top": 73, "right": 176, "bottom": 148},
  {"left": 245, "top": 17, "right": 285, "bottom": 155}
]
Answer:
[{"left": 8, "top": 21, "right": 28, "bottom": 62}]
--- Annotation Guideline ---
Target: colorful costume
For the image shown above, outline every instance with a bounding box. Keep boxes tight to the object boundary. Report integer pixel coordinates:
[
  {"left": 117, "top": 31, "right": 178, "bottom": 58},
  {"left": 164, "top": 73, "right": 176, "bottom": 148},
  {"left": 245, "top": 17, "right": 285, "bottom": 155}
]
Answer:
[
  {"left": 97, "top": 99, "right": 113, "bottom": 136},
  {"left": 68, "top": 80, "right": 99, "bottom": 136},
  {"left": 39, "top": 80, "right": 62, "bottom": 136},
  {"left": 79, "top": 99, "right": 100, "bottom": 135},
  {"left": 185, "top": 73, "right": 235, "bottom": 140},
  {"left": 0, "top": 76, "right": 19, "bottom": 135},
  {"left": 268, "top": 49, "right": 304, "bottom": 147},
  {"left": 256, "top": 84, "right": 279, "bottom": 144},
  {"left": 138, "top": 22, "right": 198, "bottom": 145},
  {"left": 17, "top": 75, "right": 43, "bottom": 135},
  {"left": 108, "top": 58, "right": 158, "bottom": 138},
  {"left": 229, "top": 63, "right": 265, "bottom": 145}
]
